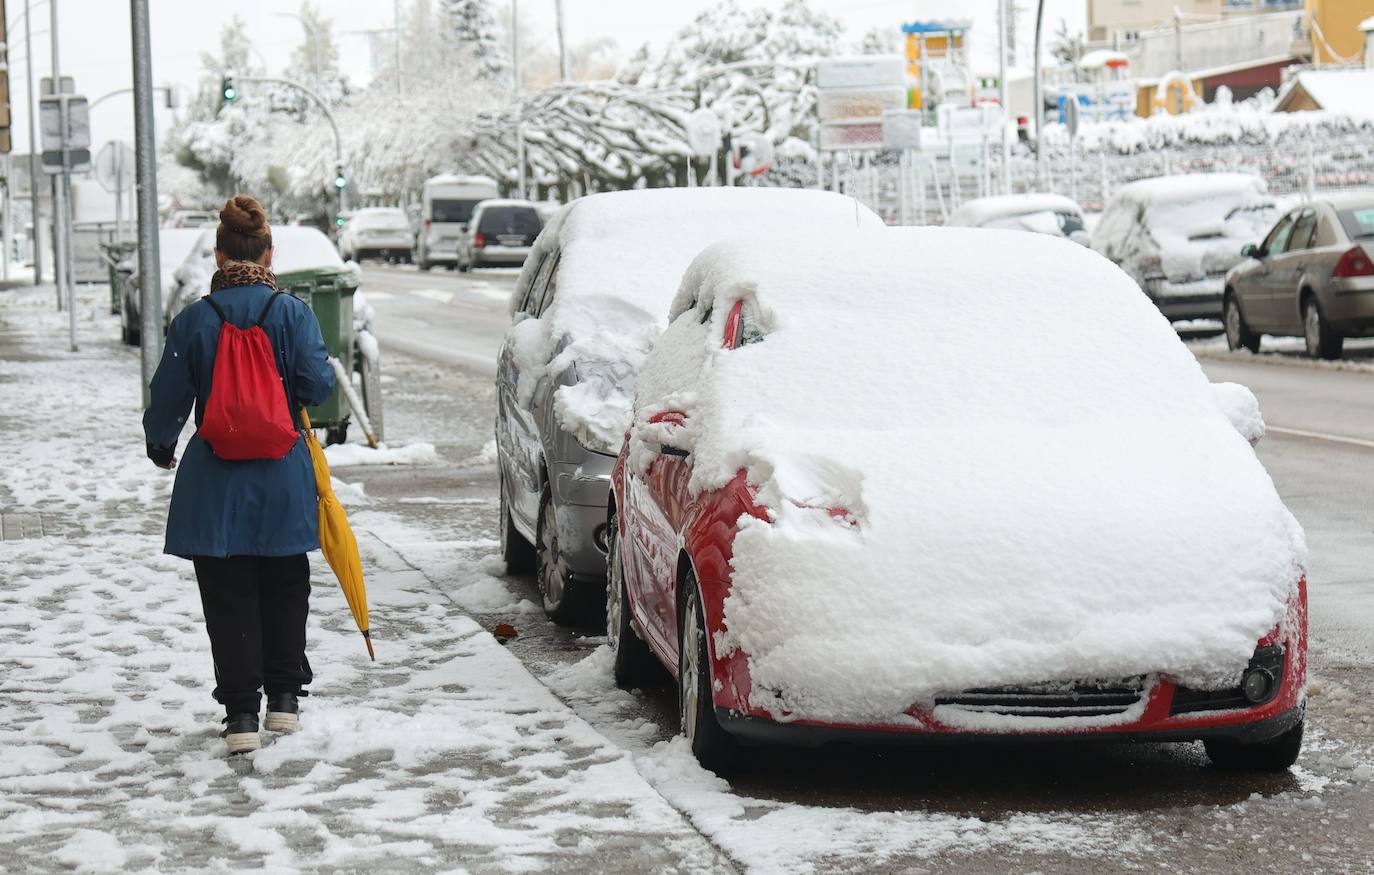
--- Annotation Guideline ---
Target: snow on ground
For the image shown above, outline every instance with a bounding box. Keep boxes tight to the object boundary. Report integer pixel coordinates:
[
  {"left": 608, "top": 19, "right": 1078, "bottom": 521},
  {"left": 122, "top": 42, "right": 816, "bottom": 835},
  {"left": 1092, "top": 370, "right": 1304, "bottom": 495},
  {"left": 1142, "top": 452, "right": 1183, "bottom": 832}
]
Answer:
[
  {"left": 545, "top": 647, "right": 1158, "bottom": 874},
  {"left": 323, "top": 441, "right": 439, "bottom": 468},
  {"left": 0, "top": 286, "right": 729, "bottom": 872},
  {"left": 1190, "top": 334, "right": 1374, "bottom": 374}
]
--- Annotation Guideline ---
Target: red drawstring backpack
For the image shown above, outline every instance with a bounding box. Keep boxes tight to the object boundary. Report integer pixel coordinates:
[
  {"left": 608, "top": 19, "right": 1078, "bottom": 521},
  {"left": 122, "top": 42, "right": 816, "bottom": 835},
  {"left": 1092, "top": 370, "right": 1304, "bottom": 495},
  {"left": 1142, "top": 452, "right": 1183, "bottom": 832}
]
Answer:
[{"left": 198, "top": 292, "right": 300, "bottom": 461}]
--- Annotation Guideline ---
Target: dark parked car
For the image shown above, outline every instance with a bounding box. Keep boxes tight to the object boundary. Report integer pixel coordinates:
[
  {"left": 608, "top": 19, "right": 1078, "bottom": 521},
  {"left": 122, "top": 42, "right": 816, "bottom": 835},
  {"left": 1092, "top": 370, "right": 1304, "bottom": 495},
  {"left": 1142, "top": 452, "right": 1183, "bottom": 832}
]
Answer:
[{"left": 1224, "top": 193, "right": 1374, "bottom": 358}]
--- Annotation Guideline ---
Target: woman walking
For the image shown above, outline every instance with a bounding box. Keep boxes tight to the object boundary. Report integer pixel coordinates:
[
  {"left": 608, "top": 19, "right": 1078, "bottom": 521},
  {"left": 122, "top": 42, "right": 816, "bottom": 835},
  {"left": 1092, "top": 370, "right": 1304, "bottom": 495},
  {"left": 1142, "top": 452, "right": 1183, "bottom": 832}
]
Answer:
[{"left": 144, "top": 195, "right": 335, "bottom": 755}]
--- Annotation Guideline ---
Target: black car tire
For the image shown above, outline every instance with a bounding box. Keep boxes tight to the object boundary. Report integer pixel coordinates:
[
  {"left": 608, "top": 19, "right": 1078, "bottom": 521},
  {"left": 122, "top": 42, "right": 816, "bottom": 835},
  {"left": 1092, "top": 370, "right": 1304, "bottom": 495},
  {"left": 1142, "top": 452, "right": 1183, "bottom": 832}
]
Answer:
[
  {"left": 1224, "top": 294, "right": 1260, "bottom": 354},
  {"left": 458, "top": 258, "right": 471, "bottom": 273},
  {"left": 499, "top": 472, "right": 535, "bottom": 574},
  {"left": 679, "top": 572, "right": 737, "bottom": 773},
  {"left": 535, "top": 488, "right": 595, "bottom": 625},
  {"left": 1204, "top": 720, "right": 1303, "bottom": 771},
  {"left": 607, "top": 511, "right": 661, "bottom": 688},
  {"left": 1303, "top": 299, "right": 1343, "bottom": 360}
]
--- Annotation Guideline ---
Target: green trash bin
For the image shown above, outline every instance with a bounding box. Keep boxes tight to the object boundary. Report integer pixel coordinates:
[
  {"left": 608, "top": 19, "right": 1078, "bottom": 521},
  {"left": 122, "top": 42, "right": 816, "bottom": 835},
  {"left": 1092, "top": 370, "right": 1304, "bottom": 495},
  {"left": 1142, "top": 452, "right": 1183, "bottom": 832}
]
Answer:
[
  {"left": 277, "top": 265, "right": 358, "bottom": 445},
  {"left": 100, "top": 241, "right": 137, "bottom": 315}
]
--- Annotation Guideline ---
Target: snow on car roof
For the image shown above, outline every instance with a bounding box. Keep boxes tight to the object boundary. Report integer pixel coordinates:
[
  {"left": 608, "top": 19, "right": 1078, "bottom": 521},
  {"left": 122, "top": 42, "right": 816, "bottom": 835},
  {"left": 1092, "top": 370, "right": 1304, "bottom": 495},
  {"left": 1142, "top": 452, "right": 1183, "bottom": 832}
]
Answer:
[
  {"left": 636, "top": 227, "right": 1305, "bottom": 724},
  {"left": 507, "top": 188, "right": 883, "bottom": 450},
  {"left": 474, "top": 198, "right": 538, "bottom": 210},
  {"left": 946, "top": 193, "right": 1083, "bottom": 227},
  {"left": 1111, "top": 173, "right": 1266, "bottom": 206},
  {"left": 272, "top": 225, "right": 346, "bottom": 274},
  {"left": 158, "top": 228, "right": 207, "bottom": 272}
]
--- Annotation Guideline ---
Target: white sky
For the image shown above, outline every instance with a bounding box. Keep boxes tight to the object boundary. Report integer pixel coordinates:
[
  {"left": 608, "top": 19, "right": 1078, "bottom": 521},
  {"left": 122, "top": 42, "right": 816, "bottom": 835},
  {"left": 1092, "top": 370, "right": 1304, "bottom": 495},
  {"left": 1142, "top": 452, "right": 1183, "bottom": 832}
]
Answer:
[{"left": 6, "top": 0, "right": 1086, "bottom": 156}]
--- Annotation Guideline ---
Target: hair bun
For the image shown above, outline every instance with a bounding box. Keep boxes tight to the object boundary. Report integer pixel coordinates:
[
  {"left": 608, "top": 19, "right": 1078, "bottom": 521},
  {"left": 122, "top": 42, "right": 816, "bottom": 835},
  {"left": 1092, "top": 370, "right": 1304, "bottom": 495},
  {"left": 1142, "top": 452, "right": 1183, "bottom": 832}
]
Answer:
[{"left": 219, "top": 195, "right": 270, "bottom": 238}]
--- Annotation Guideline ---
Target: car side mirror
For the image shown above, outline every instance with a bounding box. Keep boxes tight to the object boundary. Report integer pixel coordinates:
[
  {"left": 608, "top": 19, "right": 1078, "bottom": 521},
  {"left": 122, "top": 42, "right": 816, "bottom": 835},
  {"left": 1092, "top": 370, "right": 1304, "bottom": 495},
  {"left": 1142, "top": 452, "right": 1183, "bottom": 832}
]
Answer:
[
  {"left": 1211, "top": 382, "right": 1264, "bottom": 447},
  {"left": 648, "top": 410, "right": 690, "bottom": 457},
  {"left": 1241, "top": 243, "right": 1263, "bottom": 259}
]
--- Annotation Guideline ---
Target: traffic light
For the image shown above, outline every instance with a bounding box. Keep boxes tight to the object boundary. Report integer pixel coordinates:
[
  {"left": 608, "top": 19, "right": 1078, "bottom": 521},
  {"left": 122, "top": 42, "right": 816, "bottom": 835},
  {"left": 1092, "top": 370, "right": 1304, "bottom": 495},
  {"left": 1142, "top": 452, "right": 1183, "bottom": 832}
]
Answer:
[
  {"left": 335, "top": 216, "right": 346, "bottom": 227},
  {"left": 333, "top": 167, "right": 347, "bottom": 190},
  {"left": 220, "top": 77, "right": 237, "bottom": 104}
]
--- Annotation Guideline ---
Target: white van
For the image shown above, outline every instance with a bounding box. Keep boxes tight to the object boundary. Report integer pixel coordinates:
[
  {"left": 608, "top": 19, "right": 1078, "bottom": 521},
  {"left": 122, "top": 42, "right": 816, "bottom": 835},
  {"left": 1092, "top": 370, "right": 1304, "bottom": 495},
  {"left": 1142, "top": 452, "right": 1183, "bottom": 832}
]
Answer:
[{"left": 416, "top": 174, "right": 500, "bottom": 270}]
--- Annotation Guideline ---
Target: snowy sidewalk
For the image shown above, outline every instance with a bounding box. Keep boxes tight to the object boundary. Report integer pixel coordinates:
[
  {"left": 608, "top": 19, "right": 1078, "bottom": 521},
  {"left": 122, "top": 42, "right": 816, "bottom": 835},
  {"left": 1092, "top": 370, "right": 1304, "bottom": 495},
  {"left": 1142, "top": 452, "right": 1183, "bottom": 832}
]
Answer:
[{"left": 0, "top": 286, "right": 731, "bottom": 873}]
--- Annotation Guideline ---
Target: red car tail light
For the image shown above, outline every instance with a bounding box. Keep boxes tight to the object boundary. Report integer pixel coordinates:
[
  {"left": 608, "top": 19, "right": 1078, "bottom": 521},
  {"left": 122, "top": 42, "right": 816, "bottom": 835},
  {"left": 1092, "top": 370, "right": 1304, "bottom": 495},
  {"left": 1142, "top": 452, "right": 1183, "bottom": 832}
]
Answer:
[
  {"left": 1332, "top": 246, "right": 1374, "bottom": 278},
  {"left": 474, "top": 231, "right": 487, "bottom": 250}
]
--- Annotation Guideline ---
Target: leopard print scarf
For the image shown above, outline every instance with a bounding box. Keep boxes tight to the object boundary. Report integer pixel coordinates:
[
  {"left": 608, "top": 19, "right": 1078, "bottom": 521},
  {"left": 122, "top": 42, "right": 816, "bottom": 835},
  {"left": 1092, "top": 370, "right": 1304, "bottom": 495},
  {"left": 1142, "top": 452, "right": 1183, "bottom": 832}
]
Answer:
[{"left": 210, "top": 259, "right": 277, "bottom": 293}]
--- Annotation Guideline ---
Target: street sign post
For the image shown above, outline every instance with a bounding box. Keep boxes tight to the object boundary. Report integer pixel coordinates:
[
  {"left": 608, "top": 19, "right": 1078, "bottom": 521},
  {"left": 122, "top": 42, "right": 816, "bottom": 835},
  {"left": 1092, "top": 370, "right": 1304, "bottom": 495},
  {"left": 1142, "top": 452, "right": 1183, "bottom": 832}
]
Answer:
[
  {"left": 95, "top": 141, "right": 136, "bottom": 242},
  {"left": 815, "top": 55, "right": 919, "bottom": 220}
]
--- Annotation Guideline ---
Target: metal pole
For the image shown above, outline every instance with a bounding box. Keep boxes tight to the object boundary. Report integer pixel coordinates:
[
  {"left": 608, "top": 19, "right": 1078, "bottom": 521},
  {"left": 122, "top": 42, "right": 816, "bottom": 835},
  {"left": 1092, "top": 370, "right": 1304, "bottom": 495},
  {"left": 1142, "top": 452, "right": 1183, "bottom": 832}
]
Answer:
[
  {"left": 554, "top": 0, "right": 571, "bottom": 82},
  {"left": 512, "top": 0, "right": 525, "bottom": 198},
  {"left": 998, "top": 0, "right": 1011, "bottom": 195},
  {"left": 1033, "top": 0, "right": 1045, "bottom": 190},
  {"left": 131, "top": 0, "right": 162, "bottom": 407},
  {"left": 393, "top": 0, "right": 402, "bottom": 94},
  {"left": 23, "top": 0, "right": 42, "bottom": 286}
]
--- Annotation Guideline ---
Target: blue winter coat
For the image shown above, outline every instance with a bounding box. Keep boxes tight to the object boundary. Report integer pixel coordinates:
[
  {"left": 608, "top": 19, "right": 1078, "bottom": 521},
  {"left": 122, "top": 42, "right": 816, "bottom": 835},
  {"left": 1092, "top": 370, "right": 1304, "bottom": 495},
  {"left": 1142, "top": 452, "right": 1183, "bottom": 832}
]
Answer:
[{"left": 143, "top": 282, "right": 336, "bottom": 559}]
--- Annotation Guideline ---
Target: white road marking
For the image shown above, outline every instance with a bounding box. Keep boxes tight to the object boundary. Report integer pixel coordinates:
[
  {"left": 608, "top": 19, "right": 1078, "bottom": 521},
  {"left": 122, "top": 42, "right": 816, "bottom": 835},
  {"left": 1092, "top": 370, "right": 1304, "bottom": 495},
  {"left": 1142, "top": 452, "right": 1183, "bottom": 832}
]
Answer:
[
  {"left": 363, "top": 291, "right": 395, "bottom": 301},
  {"left": 1267, "top": 425, "right": 1374, "bottom": 450},
  {"left": 411, "top": 288, "right": 454, "bottom": 304}
]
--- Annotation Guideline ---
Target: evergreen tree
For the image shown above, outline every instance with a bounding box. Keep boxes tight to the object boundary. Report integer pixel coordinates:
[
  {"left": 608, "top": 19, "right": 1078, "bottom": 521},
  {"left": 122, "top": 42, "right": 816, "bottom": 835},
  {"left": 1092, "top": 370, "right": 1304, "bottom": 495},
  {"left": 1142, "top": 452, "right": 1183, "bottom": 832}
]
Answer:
[{"left": 442, "top": 0, "right": 510, "bottom": 81}]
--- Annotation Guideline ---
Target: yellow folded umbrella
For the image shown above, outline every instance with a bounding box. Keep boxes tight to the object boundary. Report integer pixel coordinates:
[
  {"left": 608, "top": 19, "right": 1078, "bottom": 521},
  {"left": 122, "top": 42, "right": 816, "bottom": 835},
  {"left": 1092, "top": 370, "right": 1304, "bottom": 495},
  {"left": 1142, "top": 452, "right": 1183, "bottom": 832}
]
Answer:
[{"left": 301, "top": 409, "right": 375, "bottom": 661}]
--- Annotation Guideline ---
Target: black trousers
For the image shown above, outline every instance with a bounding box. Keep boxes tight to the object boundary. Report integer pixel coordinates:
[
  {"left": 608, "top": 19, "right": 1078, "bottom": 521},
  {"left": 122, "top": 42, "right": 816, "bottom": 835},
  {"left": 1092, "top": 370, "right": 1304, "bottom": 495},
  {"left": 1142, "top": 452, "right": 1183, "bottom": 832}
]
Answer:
[{"left": 192, "top": 554, "right": 313, "bottom": 717}]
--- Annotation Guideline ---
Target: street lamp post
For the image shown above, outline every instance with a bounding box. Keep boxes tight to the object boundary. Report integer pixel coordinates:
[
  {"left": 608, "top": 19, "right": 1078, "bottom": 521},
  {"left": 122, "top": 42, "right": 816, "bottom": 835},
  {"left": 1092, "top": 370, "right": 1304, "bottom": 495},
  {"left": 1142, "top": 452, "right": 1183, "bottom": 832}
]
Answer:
[
  {"left": 23, "top": 0, "right": 42, "bottom": 286},
  {"left": 237, "top": 76, "right": 348, "bottom": 212},
  {"left": 131, "top": 0, "right": 162, "bottom": 406},
  {"left": 512, "top": 0, "right": 525, "bottom": 198},
  {"left": 274, "top": 11, "right": 321, "bottom": 91}
]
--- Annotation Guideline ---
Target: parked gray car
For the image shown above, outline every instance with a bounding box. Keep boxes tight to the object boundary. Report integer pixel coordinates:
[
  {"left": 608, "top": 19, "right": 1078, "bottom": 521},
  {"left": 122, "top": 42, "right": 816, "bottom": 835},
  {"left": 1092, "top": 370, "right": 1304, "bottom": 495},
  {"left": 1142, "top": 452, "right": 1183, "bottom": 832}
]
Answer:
[
  {"left": 496, "top": 187, "right": 883, "bottom": 624},
  {"left": 1224, "top": 193, "right": 1374, "bottom": 359},
  {"left": 458, "top": 199, "right": 543, "bottom": 271}
]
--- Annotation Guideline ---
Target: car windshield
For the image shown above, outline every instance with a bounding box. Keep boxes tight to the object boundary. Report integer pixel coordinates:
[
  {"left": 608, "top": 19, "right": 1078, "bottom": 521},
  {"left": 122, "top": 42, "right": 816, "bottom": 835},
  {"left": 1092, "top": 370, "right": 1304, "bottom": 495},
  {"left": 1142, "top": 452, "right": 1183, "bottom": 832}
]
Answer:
[
  {"left": 431, "top": 199, "right": 481, "bottom": 223},
  {"left": 478, "top": 207, "right": 542, "bottom": 235},
  {"left": 1337, "top": 206, "right": 1374, "bottom": 240},
  {"left": 1148, "top": 194, "right": 1270, "bottom": 241}
]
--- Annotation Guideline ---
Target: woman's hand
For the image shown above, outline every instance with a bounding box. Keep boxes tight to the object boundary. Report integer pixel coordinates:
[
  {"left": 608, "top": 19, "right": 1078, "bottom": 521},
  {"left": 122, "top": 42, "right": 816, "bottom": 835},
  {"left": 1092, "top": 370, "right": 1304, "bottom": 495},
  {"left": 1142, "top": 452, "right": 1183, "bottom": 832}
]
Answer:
[{"left": 147, "top": 443, "right": 177, "bottom": 470}]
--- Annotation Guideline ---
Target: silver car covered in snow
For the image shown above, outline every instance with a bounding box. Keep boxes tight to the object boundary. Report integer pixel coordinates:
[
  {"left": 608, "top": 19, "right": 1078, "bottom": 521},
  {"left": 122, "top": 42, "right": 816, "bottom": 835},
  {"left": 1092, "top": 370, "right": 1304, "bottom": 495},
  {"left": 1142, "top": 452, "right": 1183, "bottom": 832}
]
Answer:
[
  {"left": 495, "top": 187, "right": 883, "bottom": 623},
  {"left": 1092, "top": 173, "right": 1276, "bottom": 322}
]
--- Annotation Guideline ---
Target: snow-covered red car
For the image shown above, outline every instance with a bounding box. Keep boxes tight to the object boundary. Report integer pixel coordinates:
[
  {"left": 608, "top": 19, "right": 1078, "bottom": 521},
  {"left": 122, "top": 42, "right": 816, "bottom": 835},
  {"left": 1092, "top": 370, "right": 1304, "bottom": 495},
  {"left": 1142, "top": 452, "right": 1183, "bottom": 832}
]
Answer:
[{"left": 607, "top": 228, "right": 1308, "bottom": 773}]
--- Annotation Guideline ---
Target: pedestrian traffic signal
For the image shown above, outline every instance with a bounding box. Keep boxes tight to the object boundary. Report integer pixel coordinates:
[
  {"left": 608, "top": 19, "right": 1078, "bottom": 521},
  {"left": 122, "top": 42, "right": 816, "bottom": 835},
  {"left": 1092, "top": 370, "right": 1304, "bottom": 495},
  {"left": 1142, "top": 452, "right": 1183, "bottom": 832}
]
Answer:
[
  {"left": 221, "top": 77, "right": 237, "bottom": 103},
  {"left": 336, "top": 216, "right": 346, "bottom": 227}
]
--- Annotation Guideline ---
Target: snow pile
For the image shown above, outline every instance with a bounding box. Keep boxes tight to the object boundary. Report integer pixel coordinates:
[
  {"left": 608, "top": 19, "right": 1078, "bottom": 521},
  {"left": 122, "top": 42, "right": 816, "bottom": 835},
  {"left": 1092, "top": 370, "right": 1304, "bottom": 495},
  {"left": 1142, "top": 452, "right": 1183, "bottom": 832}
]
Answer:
[
  {"left": 1212, "top": 382, "right": 1265, "bottom": 446},
  {"left": 271, "top": 225, "right": 346, "bottom": 274},
  {"left": 323, "top": 441, "right": 439, "bottom": 467},
  {"left": 508, "top": 188, "right": 881, "bottom": 453},
  {"left": 1038, "top": 102, "right": 1374, "bottom": 153},
  {"left": 631, "top": 228, "right": 1306, "bottom": 724}
]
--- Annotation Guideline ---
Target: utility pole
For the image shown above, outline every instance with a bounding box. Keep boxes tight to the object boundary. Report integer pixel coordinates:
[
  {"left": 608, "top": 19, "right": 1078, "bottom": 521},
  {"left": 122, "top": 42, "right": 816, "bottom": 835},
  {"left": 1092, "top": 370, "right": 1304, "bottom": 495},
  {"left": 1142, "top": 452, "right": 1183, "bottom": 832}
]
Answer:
[
  {"left": 998, "top": 0, "right": 1011, "bottom": 195},
  {"left": 1033, "top": 0, "right": 1045, "bottom": 190},
  {"left": 554, "top": 0, "right": 571, "bottom": 82},
  {"left": 131, "top": 0, "right": 162, "bottom": 407},
  {"left": 393, "top": 0, "right": 402, "bottom": 94},
  {"left": 24, "top": 0, "right": 41, "bottom": 286},
  {"left": 49, "top": 0, "right": 77, "bottom": 348},
  {"left": 512, "top": 0, "right": 525, "bottom": 198}
]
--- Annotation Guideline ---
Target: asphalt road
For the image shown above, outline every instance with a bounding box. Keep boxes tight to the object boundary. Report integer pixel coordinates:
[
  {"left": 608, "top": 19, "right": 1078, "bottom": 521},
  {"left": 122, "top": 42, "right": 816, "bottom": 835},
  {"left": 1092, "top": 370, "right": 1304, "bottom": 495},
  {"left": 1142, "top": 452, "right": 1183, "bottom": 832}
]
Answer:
[{"left": 357, "top": 263, "right": 1374, "bottom": 872}]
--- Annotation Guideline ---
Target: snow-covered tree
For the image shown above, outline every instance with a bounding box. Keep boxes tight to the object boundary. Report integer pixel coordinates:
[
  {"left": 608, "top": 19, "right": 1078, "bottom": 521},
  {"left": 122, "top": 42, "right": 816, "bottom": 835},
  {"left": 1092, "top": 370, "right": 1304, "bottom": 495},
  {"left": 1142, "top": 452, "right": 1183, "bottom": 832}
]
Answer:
[{"left": 443, "top": 0, "right": 509, "bottom": 81}]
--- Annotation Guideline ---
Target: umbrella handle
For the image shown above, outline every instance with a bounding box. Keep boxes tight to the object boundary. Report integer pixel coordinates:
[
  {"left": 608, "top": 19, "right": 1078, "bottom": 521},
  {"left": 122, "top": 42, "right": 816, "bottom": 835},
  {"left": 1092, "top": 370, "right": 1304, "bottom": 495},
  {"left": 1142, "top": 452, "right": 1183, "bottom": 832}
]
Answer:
[{"left": 362, "top": 629, "right": 375, "bottom": 662}]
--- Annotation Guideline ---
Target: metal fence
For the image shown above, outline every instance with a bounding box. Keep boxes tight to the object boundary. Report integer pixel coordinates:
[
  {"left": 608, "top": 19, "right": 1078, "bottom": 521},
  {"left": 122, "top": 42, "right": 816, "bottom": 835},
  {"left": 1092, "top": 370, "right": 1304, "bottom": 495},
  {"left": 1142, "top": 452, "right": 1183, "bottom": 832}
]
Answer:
[{"left": 825, "top": 127, "right": 1374, "bottom": 226}]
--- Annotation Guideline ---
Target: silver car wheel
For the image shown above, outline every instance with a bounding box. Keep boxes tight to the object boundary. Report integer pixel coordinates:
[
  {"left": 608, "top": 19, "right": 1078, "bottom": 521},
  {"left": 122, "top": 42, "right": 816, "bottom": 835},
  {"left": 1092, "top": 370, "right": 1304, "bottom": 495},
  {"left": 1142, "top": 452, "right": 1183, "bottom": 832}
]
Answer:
[
  {"left": 536, "top": 496, "right": 565, "bottom": 609},
  {"left": 1225, "top": 299, "right": 1242, "bottom": 350},
  {"left": 1304, "top": 302, "right": 1322, "bottom": 357},
  {"left": 606, "top": 523, "right": 623, "bottom": 650},
  {"left": 680, "top": 590, "right": 701, "bottom": 745}
]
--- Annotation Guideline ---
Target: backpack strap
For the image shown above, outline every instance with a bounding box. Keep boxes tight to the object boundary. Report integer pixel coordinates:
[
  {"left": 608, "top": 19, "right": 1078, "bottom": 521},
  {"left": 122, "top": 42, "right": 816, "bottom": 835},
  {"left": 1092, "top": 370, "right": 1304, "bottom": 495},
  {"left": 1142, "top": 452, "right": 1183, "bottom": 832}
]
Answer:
[
  {"left": 254, "top": 290, "right": 287, "bottom": 327},
  {"left": 204, "top": 295, "right": 229, "bottom": 324}
]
